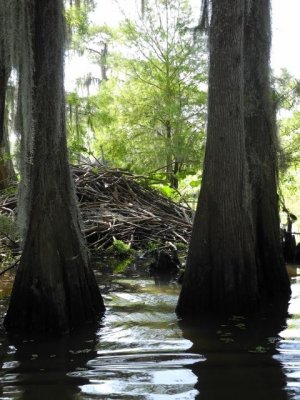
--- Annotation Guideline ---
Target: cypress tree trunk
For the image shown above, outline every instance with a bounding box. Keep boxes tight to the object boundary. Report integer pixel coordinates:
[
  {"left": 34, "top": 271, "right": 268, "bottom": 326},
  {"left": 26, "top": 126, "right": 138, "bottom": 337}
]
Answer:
[
  {"left": 4, "top": 0, "right": 105, "bottom": 334},
  {"left": 244, "top": 0, "right": 290, "bottom": 298},
  {"left": 176, "top": 0, "right": 259, "bottom": 316}
]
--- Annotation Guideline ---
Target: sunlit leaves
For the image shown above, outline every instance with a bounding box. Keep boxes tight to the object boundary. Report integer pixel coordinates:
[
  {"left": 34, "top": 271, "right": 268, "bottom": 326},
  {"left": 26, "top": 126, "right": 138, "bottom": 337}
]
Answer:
[
  {"left": 274, "top": 69, "right": 300, "bottom": 221},
  {"left": 98, "top": 0, "right": 208, "bottom": 182},
  {"left": 65, "top": 0, "right": 208, "bottom": 190}
]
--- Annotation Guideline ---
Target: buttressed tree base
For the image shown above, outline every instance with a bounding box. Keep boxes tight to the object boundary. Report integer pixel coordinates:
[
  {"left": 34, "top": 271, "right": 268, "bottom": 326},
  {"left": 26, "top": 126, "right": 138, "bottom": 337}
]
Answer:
[
  {"left": 176, "top": 0, "right": 290, "bottom": 317},
  {"left": 3, "top": 0, "right": 105, "bottom": 334}
]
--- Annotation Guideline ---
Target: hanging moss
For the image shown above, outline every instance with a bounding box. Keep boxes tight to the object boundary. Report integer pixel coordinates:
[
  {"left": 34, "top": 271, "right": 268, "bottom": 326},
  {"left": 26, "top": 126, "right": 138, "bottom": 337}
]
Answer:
[
  {"left": 0, "top": 0, "right": 35, "bottom": 238},
  {"left": 3, "top": 0, "right": 104, "bottom": 334}
]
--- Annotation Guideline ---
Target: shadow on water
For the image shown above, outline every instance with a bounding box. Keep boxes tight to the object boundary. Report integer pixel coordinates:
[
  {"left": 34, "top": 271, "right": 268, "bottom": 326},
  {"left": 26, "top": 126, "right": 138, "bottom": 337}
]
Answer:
[
  {"left": 0, "top": 325, "right": 99, "bottom": 400},
  {"left": 179, "top": 301, "right": 292, "bottom": 400}
]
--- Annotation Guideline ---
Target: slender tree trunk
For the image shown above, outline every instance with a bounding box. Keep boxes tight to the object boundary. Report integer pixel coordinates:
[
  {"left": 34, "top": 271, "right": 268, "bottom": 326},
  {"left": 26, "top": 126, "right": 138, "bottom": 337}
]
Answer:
[
  {"left": 165, "top": 120, "right": 174, "bottom": 187},
  {"left": 100, "top": 43, "right": 108, "bottom": 82},
  {"left": 170, "top": 159, "right": 179, "bottom": 189},
  {"left": 244, "top": 0, "right": 290, "bottom": 298},
  {"left": 165, "top": 119, "right": 179, "bottom": 189},
  {"left": 177, "top": 0, "right": 259, "bottom": 316},
  {"left": 5, "top": 0, "right": 105, "bottom": 334},
  {"left": 75, "top": 105, "right": 81, "bottom": 164},
  {"left": 141, "top": 0, "right": 145, "bottom": 18}
]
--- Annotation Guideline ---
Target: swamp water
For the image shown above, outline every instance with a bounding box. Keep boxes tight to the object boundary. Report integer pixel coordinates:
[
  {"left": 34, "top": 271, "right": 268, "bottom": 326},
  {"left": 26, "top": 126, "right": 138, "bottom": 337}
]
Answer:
[{"left": 0, "top": 266, "right": 299, "bottom": 399}]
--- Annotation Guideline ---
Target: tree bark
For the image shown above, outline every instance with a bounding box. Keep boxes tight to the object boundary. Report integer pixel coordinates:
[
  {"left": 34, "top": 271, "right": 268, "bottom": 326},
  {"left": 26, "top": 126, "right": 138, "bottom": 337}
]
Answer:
[
  {"left": 244, "top": 0, "right": 290, "bottom": 298},
  {"left": 100, "top": 43, "right": 108, "bottom": 82},
  {"left": 176, "top": 0, "right": 259, "bottom": 316},
  {"left": 4, "top": 0, "right": 105, "bottom": 334},
  {"left": 170, "top": 159, "right": 179, "bottom": 190}
]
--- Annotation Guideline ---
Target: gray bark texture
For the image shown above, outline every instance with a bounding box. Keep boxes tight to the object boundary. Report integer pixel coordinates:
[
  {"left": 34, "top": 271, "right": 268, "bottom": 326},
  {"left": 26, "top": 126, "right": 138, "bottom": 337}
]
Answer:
[
  {"left": 244, "top": 0, "right": 290, "bottom": 298},
  {"left": 177, "top": 0, "right": 259, "bottom": 316},
  {"left": 4, "top": 0, "right": 105, "bottom": 334},
  {"left": 177, "top": 0, "right": 290, "bottom": 317}
]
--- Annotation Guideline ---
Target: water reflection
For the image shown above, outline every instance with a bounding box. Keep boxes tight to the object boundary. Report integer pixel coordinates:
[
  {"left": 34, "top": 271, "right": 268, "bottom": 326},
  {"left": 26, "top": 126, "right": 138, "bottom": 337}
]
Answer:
[
  {"left": 179, "top": 303, "right": 290, "bottom": 400},
  {"left": 78, "top": 279, "right": 202, "bottom": 399},
  {"left": 0, "top": 326, "right": 99, "bottom": 400},
  {"left": 275, "top": 276, "right": 300, "bottom": 400},
  {"left": 0, "top": 272, "right": 300, "bottom": 399}
]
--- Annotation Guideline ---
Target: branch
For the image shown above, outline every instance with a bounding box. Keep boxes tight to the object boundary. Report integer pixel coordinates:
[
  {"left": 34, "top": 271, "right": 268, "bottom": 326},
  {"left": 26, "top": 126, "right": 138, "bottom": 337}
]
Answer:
[{"left": 0, "top": 258, "right": 20, "bottom": 277}]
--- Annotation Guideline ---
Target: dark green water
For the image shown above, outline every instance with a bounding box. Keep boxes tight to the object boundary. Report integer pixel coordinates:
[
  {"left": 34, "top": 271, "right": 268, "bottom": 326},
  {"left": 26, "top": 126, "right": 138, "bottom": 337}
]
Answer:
[{"left": 0, "top": 267, "right": 299, "bottom": 399}]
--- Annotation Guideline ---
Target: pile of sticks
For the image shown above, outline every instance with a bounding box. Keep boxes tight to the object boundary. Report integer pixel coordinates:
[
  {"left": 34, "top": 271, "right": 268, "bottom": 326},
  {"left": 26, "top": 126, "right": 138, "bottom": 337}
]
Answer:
[{"left": 0, "top": 165, "right": 193, "bottom": 251}]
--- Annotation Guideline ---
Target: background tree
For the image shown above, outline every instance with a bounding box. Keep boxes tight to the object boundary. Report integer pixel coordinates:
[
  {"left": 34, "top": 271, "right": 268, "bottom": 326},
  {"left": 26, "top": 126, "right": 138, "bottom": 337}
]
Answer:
[
  {"left": 4, "top": 0, "right": 104, "bottom": 334},
  {"left": 273, "top": 70, "right": 300, "bottom": 225},
  {"left": 65, "top": 0, "right": 207, "bottom": 191},
  {"left": 244, "top": 0, "right": 290, "bottom": 297},
  {"left": 111, "top": 0, "right": 207, "bottom": 188}
]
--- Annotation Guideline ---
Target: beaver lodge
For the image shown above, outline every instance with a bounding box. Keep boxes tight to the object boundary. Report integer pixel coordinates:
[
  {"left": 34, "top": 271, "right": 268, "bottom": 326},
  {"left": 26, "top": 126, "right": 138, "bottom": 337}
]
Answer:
[{"left": 0, "top": 165, "right": 193, "bottom": 254}]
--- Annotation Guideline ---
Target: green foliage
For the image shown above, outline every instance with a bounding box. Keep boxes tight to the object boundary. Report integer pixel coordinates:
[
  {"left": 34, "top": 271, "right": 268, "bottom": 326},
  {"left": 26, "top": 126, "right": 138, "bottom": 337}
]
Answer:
[
  {"left": 108, "top": 239, "right": 133, "bottom": 257},
  {"left": 65, "top": 2, "right": 97, "bottom": 52},
  {"left": 189, "top": 180, "right": 201, "bottom": 188},
  {"left": 0, "top": 213, "right": 18, "bottom": 276},
  {"left": 108, "top": 240, "right": 136, "bottom": 274},
  {"left": 153, "top": 183, "right": 178, "bottom": 200},
  {"left": 273, "top": 69, "right": 300, "bottom": 111},
  {"left": 175, "top": 172, "right": 202, "bottom": 208},
  {"left": 65, "top": 5, "right": 90, "bottom": 38},
  {"left": 66, "top": 0, "right": 208, "bottom": 189},
  {"left": 113, "top": 257, "right": 134, "bottom": 274},
  {"left": 278, "top": 112, "right": 300, "bottom": 171},
  {"left": 0, "top": 185, "right": 17, "bottom": 196},
  {"left": 273, "top": 70, "right": 300, "bottom": 174},
  {"left": 274, "top": 70, "right": 300, "bottom": 224},
  {"left": 146, "top": 241, "right": 161, "bottom": 252},
  {"left": 101, "top": 0, "right": 207, "bottom": 183},
  {"left": 0, "top": 245, "right": 15, "bottom": 289},
  {"left": 0, "top": 214, "right": 18, "bottom": 241},
  {"left": 66, "top": 79, "right": 117, "bottom": 163},
  {"left": 175, "top": 242, "right": 187, "bottom": 251}
]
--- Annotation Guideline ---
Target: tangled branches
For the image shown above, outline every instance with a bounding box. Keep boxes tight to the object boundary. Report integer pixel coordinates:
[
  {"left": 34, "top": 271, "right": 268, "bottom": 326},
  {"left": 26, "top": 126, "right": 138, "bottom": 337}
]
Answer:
[{"left": 0, "top": 165, "right": 193, "bottom": 251}]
